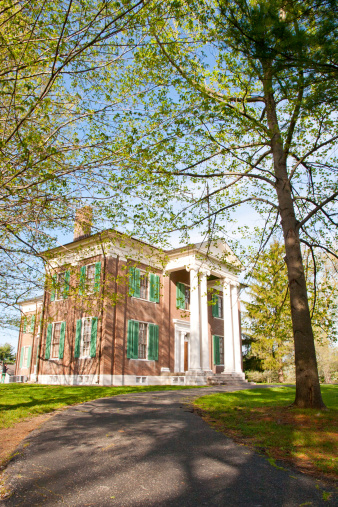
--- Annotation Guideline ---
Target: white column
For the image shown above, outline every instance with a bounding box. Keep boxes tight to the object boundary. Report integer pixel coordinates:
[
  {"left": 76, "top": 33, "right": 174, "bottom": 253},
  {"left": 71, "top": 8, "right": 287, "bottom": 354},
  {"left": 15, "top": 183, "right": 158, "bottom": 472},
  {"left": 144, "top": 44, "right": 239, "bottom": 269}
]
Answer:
[
  {"left": 231, "top": 283, "right": 243, "bottom": 373},
  {"left": 200, "top": 269, "right": 211, "bottom": 372},
  {"left": 222, "top": 279, "right": 235, "bottom": 373},
  {"left": 188, "top": 266, "right": 201, "bottom": 372}
]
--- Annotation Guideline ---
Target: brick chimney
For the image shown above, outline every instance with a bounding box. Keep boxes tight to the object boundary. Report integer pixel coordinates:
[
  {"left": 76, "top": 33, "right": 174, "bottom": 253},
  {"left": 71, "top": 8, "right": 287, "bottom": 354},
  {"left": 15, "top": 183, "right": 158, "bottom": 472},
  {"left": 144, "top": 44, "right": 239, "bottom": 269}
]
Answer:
[{"left": 74, "top": 206, "right": 92, "bottom": 241}]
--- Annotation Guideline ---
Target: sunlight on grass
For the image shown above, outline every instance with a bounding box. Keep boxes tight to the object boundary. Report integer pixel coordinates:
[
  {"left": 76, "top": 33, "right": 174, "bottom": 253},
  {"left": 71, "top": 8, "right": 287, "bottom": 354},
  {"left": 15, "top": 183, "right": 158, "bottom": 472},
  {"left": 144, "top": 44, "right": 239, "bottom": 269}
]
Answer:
[
  {"left": 0, "top": 384, "right": 200, "bottom": 429},
  {"left": 194, "top": 386, "right": 337, "bottom": 479}
]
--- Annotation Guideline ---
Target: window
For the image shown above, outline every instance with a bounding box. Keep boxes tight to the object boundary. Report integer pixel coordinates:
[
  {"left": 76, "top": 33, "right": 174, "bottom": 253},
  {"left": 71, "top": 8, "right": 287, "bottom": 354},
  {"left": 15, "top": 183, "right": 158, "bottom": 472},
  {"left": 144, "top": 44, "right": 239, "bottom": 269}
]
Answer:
[
  {"left": 86, "top": 264, "right": 96, "bottom": 291},
  {"left": 81, "top": 318, "right": 92, "bottom": 357},
  {"left": 51, "top": 323, "right": 61, "bottom": 359},
  {"left": 20, "top": 346, "right": 32, "bottom": 369},
  {"left": 213, "top": 335, "right": 224, "bottom": 365},
  {"left": 127, "top": 320, "right": 159, "bottom": 360},
  {"left": 176, "top": 282, "right": 190, "bottom": 310},
  {"left": 56, "top": 272, "right": 65, "bottom": 300},
  {"left": 51, "top": 271, "right": 70, "bottom": 301},
  {"left": 212, "top": 294, "right": 223, "bottom": 319},
  {"left": 74, "top": 317, "right": 98, "bottom": 359},
  {"left": 23, "top": 347, "right": 29, "bottom": 366},
  {"left": 140, "top": 272, "right": 149, "bottom": 300},
  {"left": 79, "top": 262, "right": 101, "bottom": 295},
  {"left": 138, "top": 322, "right": 147, "bottom": 359},
  {"left": 45, "top": 322, "right": 66, "bottom": 360},
  {"left": 129, "top": 267, "right": 160, "bottom": 303}
]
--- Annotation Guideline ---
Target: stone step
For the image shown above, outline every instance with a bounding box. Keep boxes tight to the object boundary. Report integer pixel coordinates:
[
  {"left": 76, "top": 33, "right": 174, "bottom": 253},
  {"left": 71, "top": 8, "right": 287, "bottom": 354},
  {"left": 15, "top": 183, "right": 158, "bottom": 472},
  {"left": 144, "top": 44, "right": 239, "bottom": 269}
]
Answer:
[{"left": 206, "top": 373, "right": 249, "bottom": 386}]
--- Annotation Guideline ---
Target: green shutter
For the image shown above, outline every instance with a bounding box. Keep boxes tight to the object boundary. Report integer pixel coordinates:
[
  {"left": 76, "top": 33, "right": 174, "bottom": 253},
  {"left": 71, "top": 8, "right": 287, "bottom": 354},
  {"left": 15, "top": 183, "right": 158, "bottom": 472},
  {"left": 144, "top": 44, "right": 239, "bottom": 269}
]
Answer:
[
  {"left": 74, "top": 319, "right": 82, "bottom": 358},
  {"left": 213, "top": 335, "right": 221, "bottom": 365},
  {"left": 23, "top": 316, "right": 27, "bottom": 333},
  {"left": 59, "top": 321, "right": 66, "bottom": 359},
  {"left": 94, "top": 263, "right": 101, "bottom": 293},
  {"left": 212, "top": 294, "right": 219, "bottom": 318},
  {"left": 45, "top": 324, "right": 52, "bottom": 359},
  {"left": 148, "top": 324, "right": 159, "bottom": 360},
  {"left": 30, "top": 315, "right": 36, "bottom": 333},
  {"left": 79, "top": 266, "right": 86, "bottom": 295},
  {"left": 149, "top": 274, "right": 160, "bottom": 303},
  {"left": 134, "top": 268, "right": 140, "bottom": 298},
  {"left": 127, "top": 320, "right": 139, "bottom": 359},
  {"left": 20, "top": 347, "right": 24, "bottom": 368},
  {"left": 129, "top": 267, "right": 141, "bottom": 298},
  {"left": 90, "top": 318, "right": 98, "bottom": 357},
  {"left": 129, "top": 267, "right": 135, "bottom": 296},
  {"left": 51, "top": 274, "right": 57, "bottom": 302},
  {"left": 26, "top": 346, "right": 32, "bottom": 368},
  {"left": 176, "top": 282, "right": 185, "bottom": 309},
  {"left": 63, "top": 270, "right": 70, "bottom": 299},
  {"left": 133, "top": 320, "right": 139, "bottom": 358}
]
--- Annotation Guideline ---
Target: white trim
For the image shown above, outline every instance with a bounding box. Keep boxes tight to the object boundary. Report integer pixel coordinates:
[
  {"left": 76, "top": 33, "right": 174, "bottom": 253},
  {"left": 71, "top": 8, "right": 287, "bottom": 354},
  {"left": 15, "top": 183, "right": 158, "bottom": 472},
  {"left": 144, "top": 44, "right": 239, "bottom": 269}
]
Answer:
[{"left": 174, "top": 321, "right": 190, "bottom": 372}]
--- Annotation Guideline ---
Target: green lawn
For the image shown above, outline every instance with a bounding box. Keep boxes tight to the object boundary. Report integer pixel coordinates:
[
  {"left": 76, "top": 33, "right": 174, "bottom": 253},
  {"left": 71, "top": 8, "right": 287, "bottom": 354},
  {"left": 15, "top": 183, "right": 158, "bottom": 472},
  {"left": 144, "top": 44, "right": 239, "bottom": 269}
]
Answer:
[
  {"left": 194, "top": 385, "right": 337, "bottom": 479},
  {"left": 0, "top": 383, "right": 200, "bottom": 429}
]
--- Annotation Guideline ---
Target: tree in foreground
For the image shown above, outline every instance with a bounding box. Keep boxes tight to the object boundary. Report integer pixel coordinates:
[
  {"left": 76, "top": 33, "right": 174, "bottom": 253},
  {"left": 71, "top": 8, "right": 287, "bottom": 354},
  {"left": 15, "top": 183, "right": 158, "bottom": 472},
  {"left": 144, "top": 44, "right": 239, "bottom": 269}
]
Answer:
[{"left": 106, "top": 0, "right": 338, "bottom": 407}]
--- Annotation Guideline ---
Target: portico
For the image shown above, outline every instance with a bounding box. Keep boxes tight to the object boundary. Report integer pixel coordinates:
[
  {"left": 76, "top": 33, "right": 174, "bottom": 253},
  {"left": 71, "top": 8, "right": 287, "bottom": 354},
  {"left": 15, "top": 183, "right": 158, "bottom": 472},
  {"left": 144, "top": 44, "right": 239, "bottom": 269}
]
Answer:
[{"left": 165, "top": 240, "right": 245, "bottom": 380}]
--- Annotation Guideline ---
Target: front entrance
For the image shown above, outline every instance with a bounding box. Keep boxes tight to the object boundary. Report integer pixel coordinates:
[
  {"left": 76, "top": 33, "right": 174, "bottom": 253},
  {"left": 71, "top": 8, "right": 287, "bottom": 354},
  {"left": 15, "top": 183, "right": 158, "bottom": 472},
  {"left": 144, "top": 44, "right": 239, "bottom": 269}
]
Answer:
[{"left": 174, "top": 320, "right": 190, "bottom": 373}]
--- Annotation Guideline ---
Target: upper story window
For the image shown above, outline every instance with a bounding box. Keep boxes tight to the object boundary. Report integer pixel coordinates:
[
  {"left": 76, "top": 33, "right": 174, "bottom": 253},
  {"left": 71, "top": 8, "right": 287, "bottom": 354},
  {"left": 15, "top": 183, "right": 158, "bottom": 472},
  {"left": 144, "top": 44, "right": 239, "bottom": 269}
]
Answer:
[
  {"left": 129, "top": 267, "right": 160, "bottom": 303},
  {"left": 212, "top": 294, "right": 223, "bottom": 319},
  {"left": 176, "top": 282, "right": 190, "bottom": 310},
  {"left": 51, "top": 271, "right": 70, "bottom": 302},
  {"left": 79, "top": 262, "right": 101, "bottom": 295}
]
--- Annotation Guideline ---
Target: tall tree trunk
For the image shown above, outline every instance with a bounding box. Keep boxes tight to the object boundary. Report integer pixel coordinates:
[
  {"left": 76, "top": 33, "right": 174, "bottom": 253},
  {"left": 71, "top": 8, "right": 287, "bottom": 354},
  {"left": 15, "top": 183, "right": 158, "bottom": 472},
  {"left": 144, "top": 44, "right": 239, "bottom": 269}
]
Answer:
[{"left": 263, "top": 67, "right": 325, "bottom": 408}]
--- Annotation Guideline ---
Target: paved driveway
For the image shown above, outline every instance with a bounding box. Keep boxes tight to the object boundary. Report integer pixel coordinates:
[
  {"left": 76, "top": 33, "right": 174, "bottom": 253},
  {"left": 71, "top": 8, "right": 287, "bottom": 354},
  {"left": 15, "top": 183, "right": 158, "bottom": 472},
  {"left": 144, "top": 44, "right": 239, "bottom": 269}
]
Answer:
[{"left": 2, "top": 386, "right": 337, "bottom": 506}]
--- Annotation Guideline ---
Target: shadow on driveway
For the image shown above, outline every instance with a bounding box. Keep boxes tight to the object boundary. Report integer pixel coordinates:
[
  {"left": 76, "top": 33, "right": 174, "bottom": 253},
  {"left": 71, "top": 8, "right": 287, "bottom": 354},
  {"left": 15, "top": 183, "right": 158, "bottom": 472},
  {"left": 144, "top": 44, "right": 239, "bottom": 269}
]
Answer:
[{"left": 2, "top": 387, "right": 337, "bottom": 506}]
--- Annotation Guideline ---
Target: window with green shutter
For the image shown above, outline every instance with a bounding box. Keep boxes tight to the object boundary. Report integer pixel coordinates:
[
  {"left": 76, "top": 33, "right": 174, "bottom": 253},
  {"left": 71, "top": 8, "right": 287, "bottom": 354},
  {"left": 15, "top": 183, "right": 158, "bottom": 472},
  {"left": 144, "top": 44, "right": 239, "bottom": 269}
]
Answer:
[
  {"left": 149, "top": 274, "right": 160, "bottom": 303},
  {"left": 176, "top": 282, "right": 188, "bottom": 309},
  {"left": 212, "top": 294, "right": 223, "bottom": 319},
  {"left": 45, "top": 324, "right": 52, "bottom": 359},
  {"left": 127, "top": 320, "right": 158, "bottom": 360},
  {"left": 23, "top": 316, "right": 27, "bottom": 333}
]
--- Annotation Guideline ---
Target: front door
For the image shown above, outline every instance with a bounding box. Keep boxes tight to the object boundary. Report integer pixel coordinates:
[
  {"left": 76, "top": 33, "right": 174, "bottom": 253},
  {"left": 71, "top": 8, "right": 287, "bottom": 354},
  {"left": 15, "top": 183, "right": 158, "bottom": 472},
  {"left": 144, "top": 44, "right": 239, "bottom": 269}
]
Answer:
[{"left": 184, "top": 341, "right": 189, "bottom": 371}]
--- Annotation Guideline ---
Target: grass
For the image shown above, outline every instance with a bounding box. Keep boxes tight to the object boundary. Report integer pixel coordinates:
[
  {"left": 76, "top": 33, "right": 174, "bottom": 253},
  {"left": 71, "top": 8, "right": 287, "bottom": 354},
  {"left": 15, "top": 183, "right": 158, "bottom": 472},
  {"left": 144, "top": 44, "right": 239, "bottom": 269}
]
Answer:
[
  {"left": 194, "top": 385, "right": 338, "bottom": 480},
  {"left": 0, "top": 383, "right": 201, "bottom": 429}
]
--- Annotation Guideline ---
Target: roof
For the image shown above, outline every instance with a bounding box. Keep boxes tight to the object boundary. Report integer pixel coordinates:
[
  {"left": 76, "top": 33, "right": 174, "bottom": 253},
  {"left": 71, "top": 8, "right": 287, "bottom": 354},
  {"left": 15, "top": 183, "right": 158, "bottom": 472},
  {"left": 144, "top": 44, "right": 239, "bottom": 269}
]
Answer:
[{"left": 42, "top": 229, "right": 242, "bottom": 268}]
